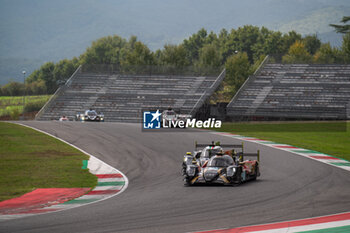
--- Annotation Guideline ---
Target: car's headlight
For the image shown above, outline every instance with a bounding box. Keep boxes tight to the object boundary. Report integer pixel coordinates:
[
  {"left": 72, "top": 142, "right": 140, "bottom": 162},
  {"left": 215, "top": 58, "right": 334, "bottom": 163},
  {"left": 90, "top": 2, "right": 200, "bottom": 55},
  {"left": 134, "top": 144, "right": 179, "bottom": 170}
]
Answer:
[{"left": 227, "top": 167, "right": 236, "bottom": 177}]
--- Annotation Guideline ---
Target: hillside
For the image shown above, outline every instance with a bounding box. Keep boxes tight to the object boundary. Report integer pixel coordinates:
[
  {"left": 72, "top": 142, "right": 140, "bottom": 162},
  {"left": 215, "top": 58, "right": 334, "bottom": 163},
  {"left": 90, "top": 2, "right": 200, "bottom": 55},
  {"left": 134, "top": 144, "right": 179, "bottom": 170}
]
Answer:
[
  {"left": 0, "top": 0, "right": 349, "bottom": 84},
  {"left": 274, "top": 6, "right": 350, "bottom": 46}
]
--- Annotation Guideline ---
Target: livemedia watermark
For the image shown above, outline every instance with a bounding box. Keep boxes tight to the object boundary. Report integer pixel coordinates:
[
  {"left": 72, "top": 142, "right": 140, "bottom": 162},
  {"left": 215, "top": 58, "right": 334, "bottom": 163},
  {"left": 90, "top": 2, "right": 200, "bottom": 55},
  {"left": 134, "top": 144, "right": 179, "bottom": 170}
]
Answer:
[{"left": 142, "top": 109, "right": 222, "bottom": 131}]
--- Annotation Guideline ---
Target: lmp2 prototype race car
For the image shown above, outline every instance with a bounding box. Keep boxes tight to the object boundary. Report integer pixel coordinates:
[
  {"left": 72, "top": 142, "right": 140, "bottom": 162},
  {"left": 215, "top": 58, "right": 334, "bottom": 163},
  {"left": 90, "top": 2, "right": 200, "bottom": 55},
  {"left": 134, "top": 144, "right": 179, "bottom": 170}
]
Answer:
[
  {"left": 182, "top": 141, "right": 260, "bottom": 186},
  {"left": 76, "top": 109, "right": 104, "bottom": 122}
]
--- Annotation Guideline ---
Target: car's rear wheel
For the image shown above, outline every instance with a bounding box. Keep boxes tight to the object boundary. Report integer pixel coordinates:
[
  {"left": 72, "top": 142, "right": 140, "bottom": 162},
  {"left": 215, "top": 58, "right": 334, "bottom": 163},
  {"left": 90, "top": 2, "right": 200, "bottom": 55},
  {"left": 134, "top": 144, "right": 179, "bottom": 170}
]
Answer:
[
  {"left": 252, "top": 164, "right": 260, "bottom": 181},
  {"left": 232, "top": 167, "right": 242, "bottom": 186}
]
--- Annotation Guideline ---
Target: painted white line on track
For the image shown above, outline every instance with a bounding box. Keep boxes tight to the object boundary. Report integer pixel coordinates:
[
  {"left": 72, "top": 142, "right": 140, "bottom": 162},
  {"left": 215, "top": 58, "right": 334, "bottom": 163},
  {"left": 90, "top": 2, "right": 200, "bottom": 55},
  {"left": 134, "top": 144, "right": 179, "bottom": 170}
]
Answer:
[
  {"left": 196, "top": 131, "right": 350, "bottom": 233},
  {"left": 0, "top": 122, "right": 129, "bottom": 221},
  {"left": 211, "top": 131, "right": 350, "bottom": 173}
]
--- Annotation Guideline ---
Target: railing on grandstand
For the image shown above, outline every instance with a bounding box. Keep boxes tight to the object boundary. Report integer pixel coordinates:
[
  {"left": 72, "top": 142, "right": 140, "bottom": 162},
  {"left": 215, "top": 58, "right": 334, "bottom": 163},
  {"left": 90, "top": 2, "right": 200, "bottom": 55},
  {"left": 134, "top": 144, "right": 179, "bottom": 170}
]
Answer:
[
  {"left": 189, "top": 68, "right": 226, "bottom": 117},
  {"left": 80, "top": 64, "right": 222, "bottom": 76},
  {"left": 227, "top": 55, "right": 270, "bottom": 108},
  {"left": 35, "top": 65, "right": 82, "bottom": 120}
]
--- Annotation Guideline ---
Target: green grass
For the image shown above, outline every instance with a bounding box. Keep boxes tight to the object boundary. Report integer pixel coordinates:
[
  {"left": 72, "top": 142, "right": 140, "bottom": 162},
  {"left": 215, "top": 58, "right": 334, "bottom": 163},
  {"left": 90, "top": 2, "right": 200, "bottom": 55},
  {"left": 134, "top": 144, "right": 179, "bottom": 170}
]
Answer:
[
  {"left": 0, "top": 95, "right": 51, "bottom": 117},
  {"left": 0, "top": 122, "right": 97, "bottom": 201},
  {"left": 217, "top": 121, "right": 350, "bottom": 161}
]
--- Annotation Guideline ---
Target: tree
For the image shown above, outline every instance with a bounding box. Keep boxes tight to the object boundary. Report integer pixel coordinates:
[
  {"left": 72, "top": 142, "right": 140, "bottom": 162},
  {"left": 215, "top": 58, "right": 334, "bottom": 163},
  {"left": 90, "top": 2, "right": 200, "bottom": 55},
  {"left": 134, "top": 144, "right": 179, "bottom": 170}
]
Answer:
[
  {"left": 1, "top": 82, "right": 24, "bottom": 96},
  {"left": 38, "top": 62, "right": 56, "bottom": 93},
  {"left": 26, "top": 62, "right": 56, "bottom": 93},
  {"left": 121, "top": 41, "right": 155, "bottom": 67},
  {"left": 252, "top": 30, "right": 284, "bottom": 62},
  {"left": 341, "top": 33, "right": 350, "bottom": 63},
  {"left": 182, "top": 28, "right": 208, "bottom": 63},
  {"left": 26, "top": 80, "right": 47, "bottom": 95},
  {"left": 53, "top": 59, "right": 79, "bottom": 85},
  {"left": 79, "top": 35, "right": 128, "bottom": 64},
  {"left": 225, "top": 52, "right": 252, "bottom": 94},
  {"left": 330, "top": 16, "right": 350, "bottom": 34},
  {"left": 303, "top": 34, "right": 321, "bottom": 55},
  {"left": 282, "top": 41, "right": 313, "bottom": 64},
  {"left": 197, "top": 43, "right": 222, "bottom": 71},
  {"left": 159, "top": 44, "right": 189, "bottom": 67},
  {"left": 313, "top": 43, "right": 343, "bottom": 64},
  {"left": 282, "top": 31, "right": 302, "bottom": 54},
  {"left": 26, "top": 58, "right": 79, "bottom": 95},
  {"left": 233, "top": 25, "right": 262, "bottom": 62},
  {"left": 9, "top": 25, "right": 345, "bottom": 97}
]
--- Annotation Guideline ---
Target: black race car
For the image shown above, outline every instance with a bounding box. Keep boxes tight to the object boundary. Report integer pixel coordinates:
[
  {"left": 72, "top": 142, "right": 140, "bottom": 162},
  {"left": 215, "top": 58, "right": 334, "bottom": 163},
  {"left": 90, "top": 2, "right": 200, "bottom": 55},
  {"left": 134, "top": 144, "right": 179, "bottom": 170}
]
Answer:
[{"left": 182, "top": 141, "right": 260, "bottom": 186}]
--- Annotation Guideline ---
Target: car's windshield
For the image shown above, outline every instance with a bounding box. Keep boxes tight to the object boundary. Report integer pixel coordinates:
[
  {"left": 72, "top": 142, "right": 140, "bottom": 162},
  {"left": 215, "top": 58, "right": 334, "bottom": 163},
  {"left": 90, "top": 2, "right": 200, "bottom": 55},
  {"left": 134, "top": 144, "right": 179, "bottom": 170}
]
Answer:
[
  {"left": 165, "top": 111, "right": 175, "bottom": 116},
  {"left": 203, "top": 148, "right": 221, "bottom": 158},
  {"left": 208, "top": 156, "right": 233, "bottom": 167},
  {"left": 87, "top": 111, "right": 97, "bottom": 116}
]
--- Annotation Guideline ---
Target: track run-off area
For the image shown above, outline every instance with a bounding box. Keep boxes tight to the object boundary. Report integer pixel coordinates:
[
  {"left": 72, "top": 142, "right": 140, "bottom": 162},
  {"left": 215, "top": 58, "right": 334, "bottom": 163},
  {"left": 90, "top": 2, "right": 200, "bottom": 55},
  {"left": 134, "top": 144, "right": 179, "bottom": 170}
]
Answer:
[{"left": 1, "top": 121, "right": 350, "bottom": 233}]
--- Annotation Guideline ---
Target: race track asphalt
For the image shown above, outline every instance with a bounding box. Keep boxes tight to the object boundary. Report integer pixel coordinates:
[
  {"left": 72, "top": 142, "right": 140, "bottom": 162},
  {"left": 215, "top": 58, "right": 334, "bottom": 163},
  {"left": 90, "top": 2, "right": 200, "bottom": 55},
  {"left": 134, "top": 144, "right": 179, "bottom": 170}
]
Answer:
[{"left": 1, "top": 121, "right": 350, "bottom": 233}]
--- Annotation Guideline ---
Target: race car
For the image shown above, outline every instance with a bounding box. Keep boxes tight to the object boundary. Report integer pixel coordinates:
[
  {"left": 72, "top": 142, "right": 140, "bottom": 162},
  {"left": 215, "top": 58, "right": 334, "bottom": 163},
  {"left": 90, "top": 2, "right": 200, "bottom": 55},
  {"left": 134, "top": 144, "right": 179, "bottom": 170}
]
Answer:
[
  {"left": 76, "top": 109, "right": 104, "bottom": 122},
  {"left": 175, "top": 113, "right": 192, "bottom": 122},
  {"left": 182, "top": 141, "right": 260, "bottom": 186},
  {"left": 59, "top": 115, "right": 69, "bottom": 121},
  {"left": 162, "top": 108, "right": 191, "bottom": 128},
  {"left": 193, "top": 141, "right": 243, "bottom": 167}
]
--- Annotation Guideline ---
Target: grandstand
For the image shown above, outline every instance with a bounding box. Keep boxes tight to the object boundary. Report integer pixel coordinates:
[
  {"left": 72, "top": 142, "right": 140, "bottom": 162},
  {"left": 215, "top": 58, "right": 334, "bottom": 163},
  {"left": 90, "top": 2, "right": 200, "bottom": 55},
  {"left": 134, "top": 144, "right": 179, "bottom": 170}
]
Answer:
[
  {"left": 36, "top": 65, "right": 225, "bottom": 122},
  {"left": 227, "top": 59, "right": 350, "bottom": 120}
]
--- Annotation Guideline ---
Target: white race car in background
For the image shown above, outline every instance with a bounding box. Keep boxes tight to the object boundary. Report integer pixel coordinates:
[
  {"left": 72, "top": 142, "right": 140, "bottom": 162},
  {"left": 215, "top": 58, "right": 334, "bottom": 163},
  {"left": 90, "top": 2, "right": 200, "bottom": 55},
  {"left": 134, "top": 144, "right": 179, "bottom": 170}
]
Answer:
[
  {"left": 76, "top": 109, "right": 104, "bottom": 122},
  {"left": 162, "top": 109, "right": 191, "bottom": 127},
  {"left": 59, "top": 116, "right": 69, "bottom": 121}
]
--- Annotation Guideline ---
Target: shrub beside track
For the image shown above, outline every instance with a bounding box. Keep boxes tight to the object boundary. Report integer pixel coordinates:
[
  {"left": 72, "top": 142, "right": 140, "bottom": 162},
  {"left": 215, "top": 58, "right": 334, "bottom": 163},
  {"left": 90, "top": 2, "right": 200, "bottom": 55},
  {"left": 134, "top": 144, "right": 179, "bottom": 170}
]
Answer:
[
  {"left": 217, "top": 121, "right": 350, "bottom": 161},
  {"left": 0, "top": 122, "right": 97, "bottom": 202},
  {"left": 0, "top": 95, "right": 51, "bottom": 119}
]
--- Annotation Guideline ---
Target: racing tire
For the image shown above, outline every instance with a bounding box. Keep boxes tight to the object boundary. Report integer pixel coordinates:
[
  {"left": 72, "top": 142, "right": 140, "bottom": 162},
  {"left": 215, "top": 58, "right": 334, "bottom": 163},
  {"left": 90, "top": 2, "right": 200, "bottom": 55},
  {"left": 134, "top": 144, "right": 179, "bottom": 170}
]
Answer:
[
  {"left": 232, "top": 167, "right": 242, "bottom": 186},
  {"left": 184, "top": 177, "right": 193, "bottom": 186},
  {"left": 252, "top": 164, "right": 260, "bottom": 181},
  {"left": 232, "top": 178, "right": 242, "bottom": 186}
]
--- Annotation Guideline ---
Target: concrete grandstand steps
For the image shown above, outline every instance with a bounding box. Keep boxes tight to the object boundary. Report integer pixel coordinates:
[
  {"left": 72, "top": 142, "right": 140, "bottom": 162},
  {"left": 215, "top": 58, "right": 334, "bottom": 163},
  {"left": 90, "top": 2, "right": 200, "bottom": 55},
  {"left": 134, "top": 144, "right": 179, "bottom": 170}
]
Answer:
[
  {"left": 227, "top": 63, "right": 350, "bottom": 120},
  {"left": 36, "top": 68, "right": 224, "bottom": 122}
]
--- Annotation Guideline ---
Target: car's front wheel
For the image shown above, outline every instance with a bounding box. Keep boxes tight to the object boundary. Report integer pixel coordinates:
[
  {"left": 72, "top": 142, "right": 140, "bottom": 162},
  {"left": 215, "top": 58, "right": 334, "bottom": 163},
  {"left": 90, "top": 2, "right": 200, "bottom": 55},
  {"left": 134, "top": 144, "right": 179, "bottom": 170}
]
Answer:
[
  {"left": 184, "top": 177, "right": 193, "bottom": 186},
  {"left": 232, "top": 167, "right": 242, "bottom": 186}
]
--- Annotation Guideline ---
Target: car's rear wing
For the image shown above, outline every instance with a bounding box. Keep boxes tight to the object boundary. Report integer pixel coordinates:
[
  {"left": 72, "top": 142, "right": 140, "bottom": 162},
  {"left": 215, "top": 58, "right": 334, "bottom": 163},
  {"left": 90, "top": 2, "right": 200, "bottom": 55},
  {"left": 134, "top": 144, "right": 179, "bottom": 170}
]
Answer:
[
  {"left": 236, "top": 150, "right": 260, "bottom": 162},
  {"left": 195, "top": 141, "right": 244, "bottom": 151}
]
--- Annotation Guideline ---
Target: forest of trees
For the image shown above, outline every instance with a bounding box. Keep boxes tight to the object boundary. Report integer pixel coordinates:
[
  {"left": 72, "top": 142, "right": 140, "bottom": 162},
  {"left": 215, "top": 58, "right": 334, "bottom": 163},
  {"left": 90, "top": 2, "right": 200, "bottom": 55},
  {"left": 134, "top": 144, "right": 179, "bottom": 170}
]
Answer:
[{"left": 1, "top": 23, "right": 349, "bottom": 100}]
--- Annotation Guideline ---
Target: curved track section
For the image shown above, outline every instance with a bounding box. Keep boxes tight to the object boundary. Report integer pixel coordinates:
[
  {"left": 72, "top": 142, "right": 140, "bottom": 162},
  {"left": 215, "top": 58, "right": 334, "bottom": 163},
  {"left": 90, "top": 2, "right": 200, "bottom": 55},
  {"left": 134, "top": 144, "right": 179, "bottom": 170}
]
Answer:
[{"left": 1, "top": 122, "right": 350, "bottom": 233}]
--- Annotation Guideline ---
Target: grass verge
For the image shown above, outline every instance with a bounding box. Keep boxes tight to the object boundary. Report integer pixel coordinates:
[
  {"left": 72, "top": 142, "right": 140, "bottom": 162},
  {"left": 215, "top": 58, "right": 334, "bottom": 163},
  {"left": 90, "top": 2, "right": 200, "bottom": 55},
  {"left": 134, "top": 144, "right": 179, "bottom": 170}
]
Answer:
[
  {"left": 0, "top": 95, "right": 51, "bottom": 118},
  {"left": 216, "top": 121, "right": 350, "bottom": 161},
  {"left": 0, "top": 122, "right": 97, "bottom": 202}
]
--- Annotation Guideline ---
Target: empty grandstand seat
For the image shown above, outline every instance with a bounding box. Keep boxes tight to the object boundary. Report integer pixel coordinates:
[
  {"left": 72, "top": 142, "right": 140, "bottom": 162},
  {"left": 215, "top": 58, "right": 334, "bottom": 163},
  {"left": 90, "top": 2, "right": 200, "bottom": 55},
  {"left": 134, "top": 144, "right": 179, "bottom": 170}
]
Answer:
[
  {"left": 36, "top": 67, "right": 225, "bottom": 122},
  {"left": 227, "top": 63, "right": 350, "bottom": 120}
]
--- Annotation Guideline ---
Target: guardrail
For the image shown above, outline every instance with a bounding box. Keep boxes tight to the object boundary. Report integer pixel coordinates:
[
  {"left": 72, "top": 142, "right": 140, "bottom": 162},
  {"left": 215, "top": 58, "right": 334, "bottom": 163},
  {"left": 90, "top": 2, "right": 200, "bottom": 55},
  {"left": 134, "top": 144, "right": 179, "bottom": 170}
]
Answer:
[{"left": 35, "top": 65, "right": 82, "bottom": 120}]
